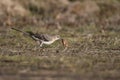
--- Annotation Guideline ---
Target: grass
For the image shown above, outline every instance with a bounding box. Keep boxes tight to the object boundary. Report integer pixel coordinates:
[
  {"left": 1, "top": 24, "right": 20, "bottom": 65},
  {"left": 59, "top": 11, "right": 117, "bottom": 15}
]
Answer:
[{"left": 0, "top": 25, "right": 120, "bottom": 80}]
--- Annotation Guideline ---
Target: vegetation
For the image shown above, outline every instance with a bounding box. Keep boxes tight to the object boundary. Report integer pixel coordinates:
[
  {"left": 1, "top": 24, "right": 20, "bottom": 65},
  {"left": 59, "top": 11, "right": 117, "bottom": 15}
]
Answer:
[{"left": 0, "top": 0, "right": 120, "bottom": 80}]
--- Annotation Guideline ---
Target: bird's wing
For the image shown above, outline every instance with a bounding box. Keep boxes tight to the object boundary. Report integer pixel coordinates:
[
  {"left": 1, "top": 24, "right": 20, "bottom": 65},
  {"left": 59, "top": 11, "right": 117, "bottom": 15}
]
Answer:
[{"left": 33, "top": 33, "right": 52, "bottom": 41}]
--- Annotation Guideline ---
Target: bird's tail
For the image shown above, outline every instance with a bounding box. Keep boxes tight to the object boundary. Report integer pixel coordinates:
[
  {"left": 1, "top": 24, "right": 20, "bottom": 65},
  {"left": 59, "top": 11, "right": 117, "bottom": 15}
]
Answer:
[
  {"left": 11, "top": 28, "right": 29, "bottom": 35},
  {"left": 11, "top": 27, "right": 35, "bottom": 36}
]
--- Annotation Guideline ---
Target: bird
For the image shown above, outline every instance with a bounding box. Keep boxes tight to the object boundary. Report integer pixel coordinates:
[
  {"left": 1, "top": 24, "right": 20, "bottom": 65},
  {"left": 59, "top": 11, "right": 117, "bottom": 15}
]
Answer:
[{"left": 11, "top": 28, "right": 61, "bottom": 47}]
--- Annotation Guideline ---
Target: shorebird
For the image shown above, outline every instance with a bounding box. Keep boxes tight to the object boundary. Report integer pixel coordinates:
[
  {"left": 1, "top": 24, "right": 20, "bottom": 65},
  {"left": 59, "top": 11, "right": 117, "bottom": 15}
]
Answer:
[{"left": 11, "top": 28, "right": 63, "bottom": 47}]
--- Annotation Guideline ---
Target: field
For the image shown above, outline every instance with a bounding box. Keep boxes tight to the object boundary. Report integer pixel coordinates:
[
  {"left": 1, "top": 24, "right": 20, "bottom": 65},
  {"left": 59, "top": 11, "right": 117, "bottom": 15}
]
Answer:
[{"left": 0, "top": 0, "right": 120, "bottom": 80}]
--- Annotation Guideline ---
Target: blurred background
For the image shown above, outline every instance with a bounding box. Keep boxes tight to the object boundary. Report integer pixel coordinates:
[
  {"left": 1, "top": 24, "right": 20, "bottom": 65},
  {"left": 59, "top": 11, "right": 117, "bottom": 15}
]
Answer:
[{"left": 0, "top": 0, "right": 120, "bottom": 30}]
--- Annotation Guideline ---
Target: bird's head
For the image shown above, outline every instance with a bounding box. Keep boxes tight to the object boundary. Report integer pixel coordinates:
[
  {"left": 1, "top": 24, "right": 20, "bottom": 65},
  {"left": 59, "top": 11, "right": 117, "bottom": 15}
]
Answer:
[{"left": 54, "top": 35, "right": 61, "bottom": 40}]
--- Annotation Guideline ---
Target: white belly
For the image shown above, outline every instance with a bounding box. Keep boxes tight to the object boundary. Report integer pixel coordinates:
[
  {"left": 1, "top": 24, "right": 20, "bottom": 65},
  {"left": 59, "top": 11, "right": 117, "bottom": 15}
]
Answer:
[{"left": 42, "top": 40, "right": 55, "bottom": 45}]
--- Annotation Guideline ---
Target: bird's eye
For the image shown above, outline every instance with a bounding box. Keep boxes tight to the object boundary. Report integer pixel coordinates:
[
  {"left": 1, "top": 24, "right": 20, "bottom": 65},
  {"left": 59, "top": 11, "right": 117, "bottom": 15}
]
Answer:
[{"left": 57, "top": 36, "right": 60, "bottom": 38}]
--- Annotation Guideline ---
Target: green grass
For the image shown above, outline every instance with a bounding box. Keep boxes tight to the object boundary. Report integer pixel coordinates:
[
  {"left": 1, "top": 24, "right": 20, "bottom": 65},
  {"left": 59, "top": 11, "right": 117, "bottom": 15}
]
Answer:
[{"left": 0, "top": 25, "right": 120, "bottom": 80}]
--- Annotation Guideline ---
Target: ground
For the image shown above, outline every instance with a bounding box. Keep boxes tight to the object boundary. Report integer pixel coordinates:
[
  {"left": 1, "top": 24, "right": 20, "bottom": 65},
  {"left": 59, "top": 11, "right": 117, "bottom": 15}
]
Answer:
[{"left": 0, "top": 0, "right": 120, "bottom": 80}]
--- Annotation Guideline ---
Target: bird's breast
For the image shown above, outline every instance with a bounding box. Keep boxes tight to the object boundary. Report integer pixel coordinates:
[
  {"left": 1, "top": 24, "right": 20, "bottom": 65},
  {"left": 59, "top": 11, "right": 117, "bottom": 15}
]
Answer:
[{"left": 42, "top": 40, "right": 55, "bottom": 45}]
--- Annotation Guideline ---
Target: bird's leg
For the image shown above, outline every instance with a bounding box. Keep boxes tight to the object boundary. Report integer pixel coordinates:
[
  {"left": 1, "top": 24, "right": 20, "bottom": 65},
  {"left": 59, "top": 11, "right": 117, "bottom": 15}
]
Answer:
[
  {"left": 38, "top": 41, "right": 45, "bottom": 52},
  {"left": 39, "top": 42, "right": 43, "bottom": 47},
  {"left": 39, "top": 42, "right": 45, "bottom": 52}
]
